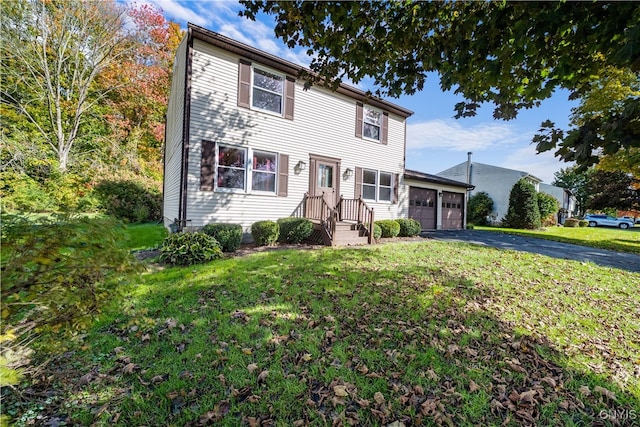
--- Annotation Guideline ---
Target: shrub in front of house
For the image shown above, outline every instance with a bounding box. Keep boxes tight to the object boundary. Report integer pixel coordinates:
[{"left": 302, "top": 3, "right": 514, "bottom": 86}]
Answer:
[
  {"left": 563, "top": 218, "right": 579, "bottom": 227},
  {"left": 251, "top": 220, "right": 279, "bottom": 246},
  {"left": 160, "top": 232, "right": 222, "bottom": 266},
  {"left": 579, "top": 220, "right": 589, "bottom": 227},
  {"left": 396, "top": 218, "right": 421, "bottom": 237},
  {"left": 467, "top": 191, "right": 494, "bottom": 225},
  {"left": 201, "top": 223, "right": 243, "bottom": 252},
  {"left": 375, "top": 219, "right": 400, "bottom": 238},
  {"left": 277, "top": 217, "right": 313, "bottom": 244},
  {"left": 93, "top": 180, "right": 161, "bottom": 223}
]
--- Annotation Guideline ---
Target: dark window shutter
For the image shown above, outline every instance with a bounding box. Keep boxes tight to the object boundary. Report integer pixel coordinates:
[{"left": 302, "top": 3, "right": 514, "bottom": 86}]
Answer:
[
  {"left": 381, "top": 111, "right": 389, "bottom": 145},
  {"left": 200, "top": 140, "right": 216, "bottom": 191},
  {"left": 392, "top": 173, "right": 399, "bottom": 203},
  {"left": 238, "top": 59, "right": 251, "bottom": 108},
  {"left": 277, "top": 154, "right": 289, "bottom": 197},
  {"left": 354, "top": 167, "right": 363, "bottom": 198},
  {"left": 355, "top": 102, "right": 363, "bottom": 138},
  {"left": 284, "top": 77, "right": 295, "bottom": 120}
]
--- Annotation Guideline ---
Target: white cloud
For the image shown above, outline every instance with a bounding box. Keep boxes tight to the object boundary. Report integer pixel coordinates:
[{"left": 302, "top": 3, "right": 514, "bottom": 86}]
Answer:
[
  {"left": 407, "top": 119, "right": 522, "bottom": 152},
  {"left": 499, "top": 145, "right": 570, "bottom": 183},
  {"left": 145, "top": 0, "right": 208, "bottom": 27}
]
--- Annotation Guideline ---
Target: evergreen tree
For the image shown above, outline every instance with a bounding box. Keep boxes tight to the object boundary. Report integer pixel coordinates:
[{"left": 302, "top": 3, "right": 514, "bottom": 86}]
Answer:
[{"left": 503, "top": 179, "right": 541, "bottom": 229}]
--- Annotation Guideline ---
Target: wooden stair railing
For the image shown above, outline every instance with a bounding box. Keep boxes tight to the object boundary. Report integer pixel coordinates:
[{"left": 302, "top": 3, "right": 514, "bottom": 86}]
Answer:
[
  {"left": 336, "top": 196, "right": 375, "bottom": 244},
  {"left": 304, "top": 192, "right": 337, "bottom": 244}
]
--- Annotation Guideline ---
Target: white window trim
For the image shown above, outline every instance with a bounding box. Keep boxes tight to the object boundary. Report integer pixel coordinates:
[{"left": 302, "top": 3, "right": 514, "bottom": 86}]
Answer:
[
  {"left": 362, "top": 105, "right": 382, "bottom": 142},
  {"left": 214, "top": 144, "right": 279, "bottom": 195},
  {"left": 250, "top": 65, "right": 285, "bottom": 117},
  {"left": 362, "top": 169, "right": 393, "bottom": 203}
]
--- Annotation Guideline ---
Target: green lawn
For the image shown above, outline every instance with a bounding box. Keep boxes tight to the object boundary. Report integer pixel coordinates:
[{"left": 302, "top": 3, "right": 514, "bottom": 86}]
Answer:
[
  {"left": 9, "top": 237, "right": 638, "bottom": 426},
  {"left": 117, "top": 222, "right": 168, "bottom": 251},
  {"left": 476, "top": 225, "right": 640, "bottom": 254}
]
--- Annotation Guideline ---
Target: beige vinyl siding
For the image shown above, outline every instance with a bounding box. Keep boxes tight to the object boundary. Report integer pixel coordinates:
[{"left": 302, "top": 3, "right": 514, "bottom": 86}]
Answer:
[
  {"left": 185, "top": 40, "right": 406, "bottom": 231},
  {"left": 163, "top": 36, "right": 188, "bottom": 228}
]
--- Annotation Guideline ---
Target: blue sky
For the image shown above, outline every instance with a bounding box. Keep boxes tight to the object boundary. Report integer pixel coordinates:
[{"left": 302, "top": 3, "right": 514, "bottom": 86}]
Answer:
[{"left": 145, "top": 0, "right": 578, "bottom": 183}]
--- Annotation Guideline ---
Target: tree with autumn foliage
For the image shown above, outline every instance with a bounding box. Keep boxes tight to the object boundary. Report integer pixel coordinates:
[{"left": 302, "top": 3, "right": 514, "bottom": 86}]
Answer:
[
  {"left": 1, "top": 0, "right": 181, "bottom": 213},
  {"left": 99, "top": 4, "right": 183, "bottom": 178}
]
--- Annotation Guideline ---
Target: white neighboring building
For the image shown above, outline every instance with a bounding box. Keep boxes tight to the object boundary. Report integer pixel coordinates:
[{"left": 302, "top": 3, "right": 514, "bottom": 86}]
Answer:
[{"left": 437, "top": 160, "right": 575, "bottom": 224}]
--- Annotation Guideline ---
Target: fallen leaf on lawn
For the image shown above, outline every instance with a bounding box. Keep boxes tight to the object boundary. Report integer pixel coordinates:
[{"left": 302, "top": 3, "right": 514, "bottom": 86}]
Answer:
[
  {"left": 374, "top": 392, "right": 385, "bottom": 405},
  {"left": 113, "top": 347, "right": 125, "bottom": 354},
  {"left": 334, "top": 385, "right": 348, "bottom": 397},
  {"left": 151, "top": 375, "right": 166, "bottom": 384},
  {"left": 198, "top": 400, "right": 230, "bottom": 425},
  {"left": 166, "top": 318, "right": 177, "bottom": 329},
  {"left": 301, "top": 353, "right": 312, "bottom": 362},
  {"left": 242, "top": 348, "right": 252, "bottom": 355},
  {"left": 594, "top": 386, "right": 616, "bottom": 400},
  {"left": 141, "top": 333, "right": 150, "bottom": 342},
  {"left": 305, "top": 398, "right": 316, "bottom": 407},
  {"left": 469, "top": 380, "right": 480, "bottom": 393},
  {"left": 540, "top": 377, "right": 556, "bottom": 388},
  {"left": 326, "top": 330, "right": 335, "bottom": 339},
  {"left": 387, "top": 422, "right": 406, "bottom": 427},
  {"left": 357, "top": 364, "right": 369, "bottom": 374},
  {"left": 257, "top": 370, "right": 269, "bottom": 383},
  {"left": 325, "top": 315, "right": 335, "bottom": 322},
  {"left": 247, "top": 363, "right": 259, "bottom": 374},
  {"left": 122, "top": 363, "right": 138, "bottom": 374},
  {"left": 413, "top": 385, "right": 424, "bottom": 395},
  {"left": 426, "top": 369, "right": 439, "bottom": 382},
  {"left": 578, "top": 385, "right": 591, "bottom": 396}
]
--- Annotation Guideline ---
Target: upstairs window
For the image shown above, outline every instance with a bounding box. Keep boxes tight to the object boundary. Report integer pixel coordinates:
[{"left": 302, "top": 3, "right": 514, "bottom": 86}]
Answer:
[
  {"left": 238, "top": 60, "right": 295, "bottom": 119},
  {"left": 252, "top": 68, "right": 283, "bottom": 114},
  {"left": 363, "top": 106, "right": 382, "bottom": 141},
  {"left": 355, "top": 103, "right": 389, "bottom": 144}
]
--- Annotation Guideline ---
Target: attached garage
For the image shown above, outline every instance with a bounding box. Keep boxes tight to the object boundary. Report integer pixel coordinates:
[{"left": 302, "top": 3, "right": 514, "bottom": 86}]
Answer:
[
  {"left": 404, "top": 169, "right": 474, "bottom": 230},
  {"left": 409, "top": 187, "right": 436, "bottom": 230},
  {"left": 441, "top": 191, "right": 464, "bottom": 230}
]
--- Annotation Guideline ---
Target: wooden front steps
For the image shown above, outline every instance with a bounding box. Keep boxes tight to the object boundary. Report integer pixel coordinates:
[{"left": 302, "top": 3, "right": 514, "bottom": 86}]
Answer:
[{"left": 311, "top": 220, "right": 369, "bottom": 246}]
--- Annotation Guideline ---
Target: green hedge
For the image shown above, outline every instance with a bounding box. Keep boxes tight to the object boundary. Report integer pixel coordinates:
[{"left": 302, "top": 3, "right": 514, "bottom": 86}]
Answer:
[
  {"left": 202, "top": 223, "right": 243, "bottom": 252},
  {"left": 251, "top": 220, "right": 279, "bottom": 246},
  {"left": 396, "top": 218, "right": 421, "bottom": 237},
  {"left": 93, "top": 180, "right": 161, "bottom": 223},
  {"left": 563, "top": 218, "right": 579, "bottom": 227},
  {"left": 277, "top": 217, "right": 313, "bottom": 244},
  {"left": 375, "top": 219, "right": 400, "bottom": 238},
  {"left": 160, "top": 232, "right": 222, "bottom": 266}
]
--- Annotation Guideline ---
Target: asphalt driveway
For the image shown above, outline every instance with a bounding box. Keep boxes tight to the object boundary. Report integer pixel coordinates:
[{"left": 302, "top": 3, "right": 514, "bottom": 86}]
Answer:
[{"left": 422, "top": 229, "right": 640, "bottom": 273}]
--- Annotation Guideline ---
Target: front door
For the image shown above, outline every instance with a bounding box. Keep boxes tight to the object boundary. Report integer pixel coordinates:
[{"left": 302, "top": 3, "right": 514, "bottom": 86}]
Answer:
[{"left": 309, "top": 155, "right": 340, "bottom": 208}]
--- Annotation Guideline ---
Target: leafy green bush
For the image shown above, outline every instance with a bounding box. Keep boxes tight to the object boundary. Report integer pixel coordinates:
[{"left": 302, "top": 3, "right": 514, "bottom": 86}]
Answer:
[
  {"left": 502, "top": 179, "right": 541, "bottom": 229},
  {"left": 396, "top": 218, "right": 421, "bottom": 237},
  {"left": 467, "top": 192, "right": 494, "bottom": 225},
  {"left": 563, "top": 218, "right": 579, "bottom": 227},
  {"left": 201, "top": 223, "right": 243, "bottom": 252},
  {"left": 0, "top": 171, "right": 56, "bottom": 212},
  {"left": 251, "top": 220, "right": 280, "bottom": 246},
  {"left": 93, "top": 180, "right": 161, "bottom": 223},
  {"left": 373, "top": 223, "right": 382, "bottom": 240},
  {"left": 277, "top": 217, "right": 313, "bottom": 243},
  {"left": 159, "top": 232, "right": 222, "bottom": 266},
  {"left": 467, "top": 223, "right": 475, "bottom": 230},
  {"left": 579, "top": 219, "right": 589, "bottom": 227},
  {"left": 1, "top": 214, "right": 139, "bottom": 333},
  {"left": 375, "top": 219, "right": 400, "bottom": 238},
  {"left": 538, "top": 192, "right": 560, "bottom": 226}
]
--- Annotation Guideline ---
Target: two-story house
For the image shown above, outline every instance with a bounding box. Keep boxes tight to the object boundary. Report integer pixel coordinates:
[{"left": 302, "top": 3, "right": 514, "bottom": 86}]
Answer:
[{"left": 163, "top": 24, "right": 472, "bottom": 244}]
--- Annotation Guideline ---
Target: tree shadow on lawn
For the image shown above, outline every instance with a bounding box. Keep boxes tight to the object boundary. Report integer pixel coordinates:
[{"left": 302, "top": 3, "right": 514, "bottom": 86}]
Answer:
[{"left": 63, "top": 246, "right": 639, "bottom": 426}]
